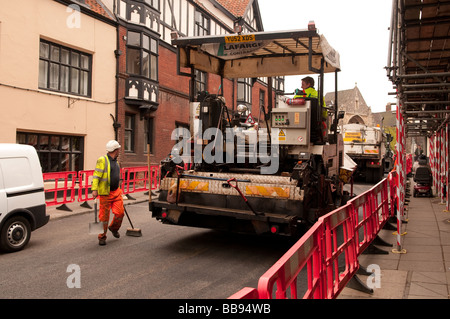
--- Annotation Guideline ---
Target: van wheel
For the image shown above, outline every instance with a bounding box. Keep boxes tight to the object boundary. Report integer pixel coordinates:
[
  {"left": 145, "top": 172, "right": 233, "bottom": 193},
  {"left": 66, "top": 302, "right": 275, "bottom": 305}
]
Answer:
[{"left": 0, "top": 216, "right": 31, "bottom": 253}]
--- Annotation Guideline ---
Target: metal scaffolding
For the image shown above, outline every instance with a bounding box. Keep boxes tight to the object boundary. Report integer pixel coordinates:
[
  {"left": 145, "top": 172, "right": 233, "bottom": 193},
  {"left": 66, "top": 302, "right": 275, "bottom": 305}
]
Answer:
[{"left": 386, "top": 0, "right": 450, "bottom": 251}]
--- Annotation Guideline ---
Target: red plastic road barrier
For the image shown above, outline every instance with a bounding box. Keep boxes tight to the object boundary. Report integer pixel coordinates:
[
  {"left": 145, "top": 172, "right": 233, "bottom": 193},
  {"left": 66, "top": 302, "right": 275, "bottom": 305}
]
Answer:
[
  {"left": 43, "top": 171, "right": 77, "bottom": 207},
  {"left": 230, "top": 178, "right": 391, "bottom": 299},
  {"left": 228, "top": 287, "right": 260, "bottom": 299},
  {"left": 78, "top": 170, "right": 94, "bottom": 202},
  {"left": 257, "top": 221, "right": 324, "bottom": 299},
  {"left": 149, "top": 165, "right": 161, "bottom": 190},
  {"left": 370, "top": 179, "right": 390, "bottom": 232},
  {"left": 320, "top": 203, "right": 359, "bottom": 299},
  {"left": 349, "top": 191, "right": 376, "bottom": 256},
  {"left": 121, "top": 165, "right": 161, "bottom": 195},
  {"left": 121, "top": 166, "right": 150, "bottom": 195},
  {"left": 44, "top": 166, "right": 161, "bottom": 207}
]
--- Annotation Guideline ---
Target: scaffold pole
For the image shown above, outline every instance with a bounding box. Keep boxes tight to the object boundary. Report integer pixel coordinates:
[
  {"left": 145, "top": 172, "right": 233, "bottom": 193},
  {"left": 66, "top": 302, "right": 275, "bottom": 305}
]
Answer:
[{"left": 393, "top": 101, "right": 406, "bottom": 254}]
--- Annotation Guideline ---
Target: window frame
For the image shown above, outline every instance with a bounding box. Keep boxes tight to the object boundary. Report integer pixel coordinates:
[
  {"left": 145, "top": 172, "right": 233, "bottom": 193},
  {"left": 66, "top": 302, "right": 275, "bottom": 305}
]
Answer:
[
  {"left": 16, "top": 131, "right": 84, "bottom": 173},
  {"left": 237, "top": 78, "right": 252, "bottom": 105},
  {"left": 258, "top": 89, "right": 265, "bottom": 122},
  {"left": 272, "top": 76, "right": 285, "bottom": 92},
  {"left": 194, "top": 69, "right": 207, "bottom": 97},
  {"left": 126, "top": 30, "right": 159, "bottom": 81},
  {"left": 39, "top": 39, "right": 92, "bottom": 97},
  {"left": 194, "top": 10, "right": 210, "bottom": 36},
  {"left": 124, "top": 113, "right": 136, "bottom": 153},
  {"left": 142, "top": 0, "right": 159, "bottom": 11}
]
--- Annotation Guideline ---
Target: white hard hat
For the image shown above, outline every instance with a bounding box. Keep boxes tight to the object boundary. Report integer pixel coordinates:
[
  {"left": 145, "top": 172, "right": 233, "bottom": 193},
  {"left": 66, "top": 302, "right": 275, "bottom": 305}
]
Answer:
[{"left": 106, "top": 140, "right": 121, "bottom": 152}]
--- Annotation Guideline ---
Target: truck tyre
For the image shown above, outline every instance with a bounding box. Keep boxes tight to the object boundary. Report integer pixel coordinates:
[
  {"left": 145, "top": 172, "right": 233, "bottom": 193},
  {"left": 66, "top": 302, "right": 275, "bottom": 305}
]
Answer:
[{"left": 0, "top": 216, "right": 31, "bottom": 253}]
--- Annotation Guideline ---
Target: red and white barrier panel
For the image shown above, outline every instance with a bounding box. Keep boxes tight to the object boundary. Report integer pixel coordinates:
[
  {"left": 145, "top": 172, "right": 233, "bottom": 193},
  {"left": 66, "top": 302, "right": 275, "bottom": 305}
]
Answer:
[{"left": 444, "top": 108, "right": 450, "bottom": 209}]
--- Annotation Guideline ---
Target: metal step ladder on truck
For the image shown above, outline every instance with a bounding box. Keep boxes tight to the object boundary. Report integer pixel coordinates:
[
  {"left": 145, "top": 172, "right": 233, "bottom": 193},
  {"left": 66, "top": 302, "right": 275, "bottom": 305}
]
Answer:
[{"left": 150, "top": 25, "right": 353, "bottom": 237}]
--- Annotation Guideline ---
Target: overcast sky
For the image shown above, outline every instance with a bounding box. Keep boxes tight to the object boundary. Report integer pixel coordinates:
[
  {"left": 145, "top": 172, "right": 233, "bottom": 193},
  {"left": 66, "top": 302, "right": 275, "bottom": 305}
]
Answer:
[{"left": 258, "top": 0, "right": 396, "bottom": 113}]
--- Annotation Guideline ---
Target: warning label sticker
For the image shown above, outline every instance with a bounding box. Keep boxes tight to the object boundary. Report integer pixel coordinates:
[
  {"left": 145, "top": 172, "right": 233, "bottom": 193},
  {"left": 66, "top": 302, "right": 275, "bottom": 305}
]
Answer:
[{"left": 245, "top": 114, "right": 255, "bottom": 125}]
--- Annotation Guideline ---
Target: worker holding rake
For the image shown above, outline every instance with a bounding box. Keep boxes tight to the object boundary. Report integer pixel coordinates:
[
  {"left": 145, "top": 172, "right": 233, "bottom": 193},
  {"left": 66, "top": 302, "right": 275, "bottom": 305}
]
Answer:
[{"left": 92, "top": 140, "right": 125, "bottom": 246}]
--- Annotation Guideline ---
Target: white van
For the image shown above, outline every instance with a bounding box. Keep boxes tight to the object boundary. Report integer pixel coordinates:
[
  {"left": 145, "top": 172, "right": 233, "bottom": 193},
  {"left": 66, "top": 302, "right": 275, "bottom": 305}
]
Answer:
[{"left": 0, "top": 144, "right": 49, "bottom": 252}]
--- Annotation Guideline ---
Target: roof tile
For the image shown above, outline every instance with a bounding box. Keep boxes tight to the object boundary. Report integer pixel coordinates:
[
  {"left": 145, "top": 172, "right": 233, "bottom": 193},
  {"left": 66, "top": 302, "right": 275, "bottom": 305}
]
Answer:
[
  {"left": 215, "top": 0, "right": 251, "bottom": 17},
  {"left": 76, "top": 0, "right": 115, "bottom": 21}
]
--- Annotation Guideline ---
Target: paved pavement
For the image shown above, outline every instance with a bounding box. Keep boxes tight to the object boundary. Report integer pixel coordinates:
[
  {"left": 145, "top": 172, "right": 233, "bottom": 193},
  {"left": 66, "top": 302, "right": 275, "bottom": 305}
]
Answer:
[
  {"left": 45, "top": 182, "right": 450, "bottom": 299},
  {"left": 339, "top": 181, "right": 450, "bottom": 299}
]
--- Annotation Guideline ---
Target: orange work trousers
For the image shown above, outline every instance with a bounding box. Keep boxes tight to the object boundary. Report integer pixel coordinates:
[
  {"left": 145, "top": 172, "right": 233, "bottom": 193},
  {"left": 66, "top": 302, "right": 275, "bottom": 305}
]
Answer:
[{"left": 98, "top": 188, "right": 124, "bottom": 240}]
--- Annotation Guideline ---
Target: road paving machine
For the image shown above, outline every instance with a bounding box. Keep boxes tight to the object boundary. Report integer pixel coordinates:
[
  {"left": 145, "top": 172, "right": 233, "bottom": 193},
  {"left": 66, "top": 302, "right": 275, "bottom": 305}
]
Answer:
[{"left": 150, "top": 25, "right": 350, "bottom": 237}]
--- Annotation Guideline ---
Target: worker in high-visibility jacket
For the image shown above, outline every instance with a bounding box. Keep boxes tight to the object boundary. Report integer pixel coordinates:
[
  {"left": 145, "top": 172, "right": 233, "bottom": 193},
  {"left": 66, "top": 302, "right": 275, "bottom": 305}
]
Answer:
[
  {"left": 296, "top": 76, "right": 328, "bottom": 118},
  {"left": 91, "top": 140, "right": 124, "bottom": 246},
  {"left": 295, "top": 76, "right": 328, "bottom": 142}
]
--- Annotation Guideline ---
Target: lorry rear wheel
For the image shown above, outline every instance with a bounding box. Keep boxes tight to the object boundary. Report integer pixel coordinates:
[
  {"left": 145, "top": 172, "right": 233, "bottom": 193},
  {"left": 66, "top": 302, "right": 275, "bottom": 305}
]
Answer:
[{"left": 0, "top": 216, "right": 31, "bottom": 253}]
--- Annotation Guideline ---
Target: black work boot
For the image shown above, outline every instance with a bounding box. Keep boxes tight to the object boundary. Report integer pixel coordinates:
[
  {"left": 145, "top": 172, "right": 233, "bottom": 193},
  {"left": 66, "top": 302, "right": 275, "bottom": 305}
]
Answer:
[{"left": 108, "top": 226, "right": 120, "bottom": 238}]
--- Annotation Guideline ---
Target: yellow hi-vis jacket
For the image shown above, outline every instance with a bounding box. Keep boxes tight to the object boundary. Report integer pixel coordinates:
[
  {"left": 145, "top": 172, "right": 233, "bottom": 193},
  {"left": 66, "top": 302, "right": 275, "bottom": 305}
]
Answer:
[
  {"left": 91, "top": 155, "right": 115, "bottom": 195},
  {"left": 294, "top": 87, "right": 328, "bottom": 119}
]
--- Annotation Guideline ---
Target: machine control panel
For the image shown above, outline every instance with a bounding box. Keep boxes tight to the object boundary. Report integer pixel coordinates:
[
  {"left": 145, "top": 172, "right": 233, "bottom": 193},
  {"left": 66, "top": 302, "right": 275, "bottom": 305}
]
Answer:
[
  {"left": 273, "top": 114, "right": 290, "bottom": 126},
  {"left": 270, "top": 107, "right": 309, "bottom": 146},
  {"left": 271, "top": 109, "right": 307, "bottom": 128}
]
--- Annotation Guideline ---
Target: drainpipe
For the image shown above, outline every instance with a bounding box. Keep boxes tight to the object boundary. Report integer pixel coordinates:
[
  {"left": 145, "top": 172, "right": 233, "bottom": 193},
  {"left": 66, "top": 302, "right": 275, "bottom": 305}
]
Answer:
[{"left": 112, "top": 16, "right": 122, "bottom": 141}]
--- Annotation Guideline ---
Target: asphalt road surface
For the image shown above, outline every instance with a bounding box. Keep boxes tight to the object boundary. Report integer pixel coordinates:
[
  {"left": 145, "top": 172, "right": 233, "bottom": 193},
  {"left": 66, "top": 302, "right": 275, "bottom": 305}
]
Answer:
[
  {"left": 0, "top": 202, "right": 294, "bottom": 299},
  {"left": 0, "top": 181, "right": 376, "bottom": 300}
]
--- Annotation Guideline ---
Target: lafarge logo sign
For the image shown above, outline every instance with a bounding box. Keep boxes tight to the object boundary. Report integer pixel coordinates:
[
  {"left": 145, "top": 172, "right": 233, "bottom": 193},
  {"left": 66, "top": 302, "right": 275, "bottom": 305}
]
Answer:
[
  {"left": 218, "top": 41, "right": 267, "bottom": 58},
  {"left": 201, "top": 34, "right": 269, "bottom": 60}
]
